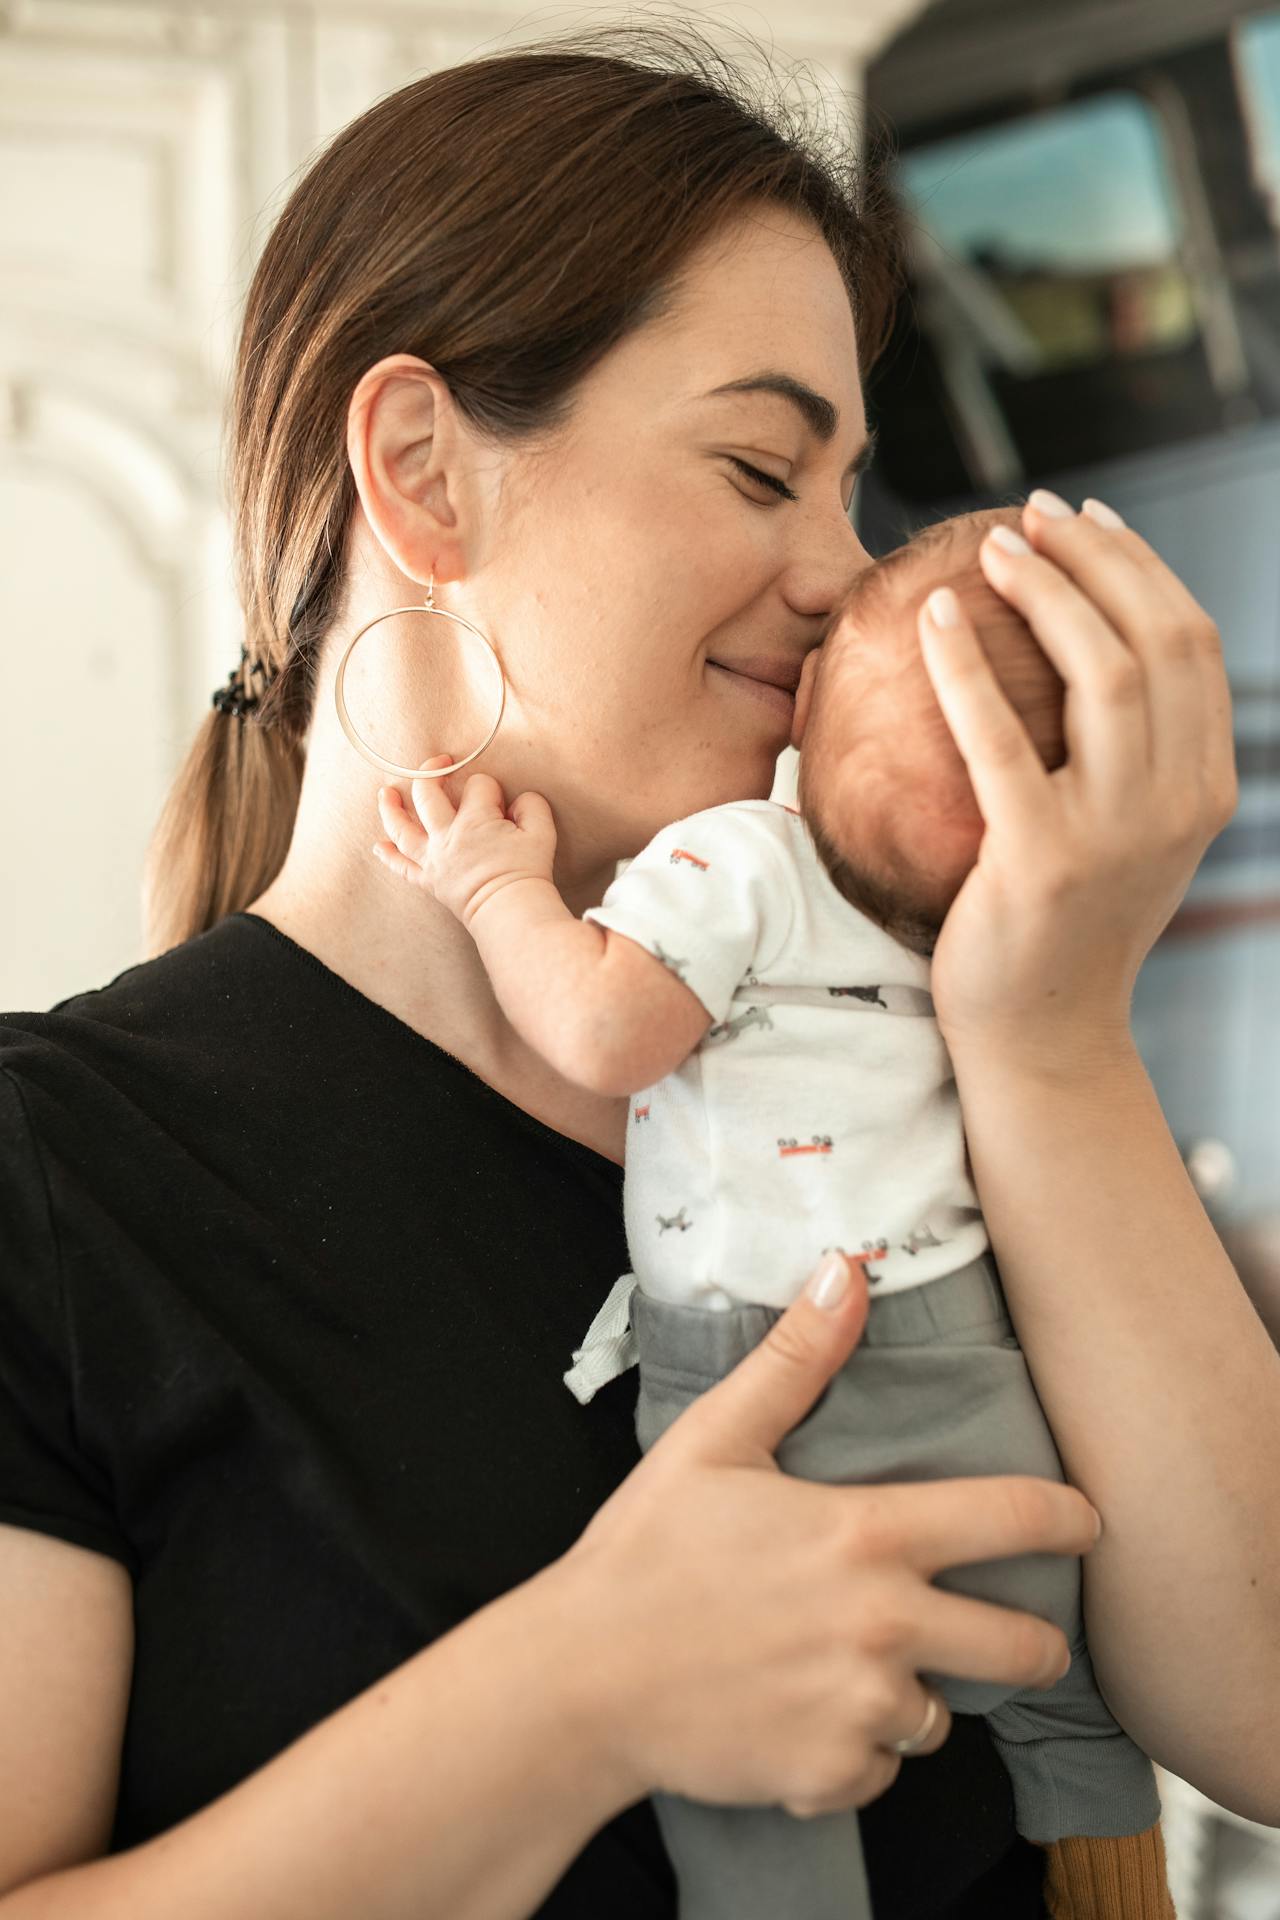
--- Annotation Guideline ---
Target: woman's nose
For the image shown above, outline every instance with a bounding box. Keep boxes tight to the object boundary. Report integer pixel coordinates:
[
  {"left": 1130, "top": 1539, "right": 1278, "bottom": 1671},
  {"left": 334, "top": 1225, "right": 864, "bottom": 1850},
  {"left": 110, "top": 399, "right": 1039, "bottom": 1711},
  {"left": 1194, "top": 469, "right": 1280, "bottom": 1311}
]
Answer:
[
  {"left": 792, "top": 517, "right": 873, "bottom": 622},
  {"left": 845, "top": 529, "right": 875, "bottom": 581}
]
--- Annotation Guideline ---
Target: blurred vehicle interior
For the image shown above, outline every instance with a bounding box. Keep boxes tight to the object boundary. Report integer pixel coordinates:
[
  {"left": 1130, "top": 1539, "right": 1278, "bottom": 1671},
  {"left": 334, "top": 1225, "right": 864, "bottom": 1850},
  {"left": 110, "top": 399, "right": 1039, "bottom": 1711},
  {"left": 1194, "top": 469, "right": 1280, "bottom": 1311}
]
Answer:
[{"left": 862, "top": 6, "right": 1280, "bottom": 1907}]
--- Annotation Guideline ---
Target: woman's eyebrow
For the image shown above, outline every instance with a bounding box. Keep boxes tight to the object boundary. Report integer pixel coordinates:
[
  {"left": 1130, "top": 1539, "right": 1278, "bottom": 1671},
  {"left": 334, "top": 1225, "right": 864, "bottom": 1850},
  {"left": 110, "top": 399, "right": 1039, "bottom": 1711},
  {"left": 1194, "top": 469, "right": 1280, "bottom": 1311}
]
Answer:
[{"left": 699, "top": 371, "right": 876, "bottom": 480}]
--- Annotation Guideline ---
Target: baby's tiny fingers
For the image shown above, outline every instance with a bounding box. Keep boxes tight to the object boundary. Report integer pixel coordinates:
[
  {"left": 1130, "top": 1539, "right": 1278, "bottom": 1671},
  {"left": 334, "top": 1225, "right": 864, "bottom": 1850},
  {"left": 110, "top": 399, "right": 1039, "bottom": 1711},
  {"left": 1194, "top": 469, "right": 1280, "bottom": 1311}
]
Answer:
[
  {"left": 378, "top": 787, "right": 430, "bottom": 864},
  {"left": 454, "top": 771, "right": 508, "bottom": 822},
  {"left": 508, "top": 791, "right": 555, "bottom": 834},
  {"left": 409, "top": 754, "right": 459, "bottom": 834},
  {"left": 371, "top": 840, "right": 426, "bottom": 886}
]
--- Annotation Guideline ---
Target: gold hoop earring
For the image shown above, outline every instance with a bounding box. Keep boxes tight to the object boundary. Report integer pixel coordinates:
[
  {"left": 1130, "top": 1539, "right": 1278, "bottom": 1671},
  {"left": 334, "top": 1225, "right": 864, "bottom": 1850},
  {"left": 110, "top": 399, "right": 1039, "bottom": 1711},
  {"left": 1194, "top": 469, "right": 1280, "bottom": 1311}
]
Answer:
[{"left": 332, "top": 574, "right": 506, "bottom": 780}]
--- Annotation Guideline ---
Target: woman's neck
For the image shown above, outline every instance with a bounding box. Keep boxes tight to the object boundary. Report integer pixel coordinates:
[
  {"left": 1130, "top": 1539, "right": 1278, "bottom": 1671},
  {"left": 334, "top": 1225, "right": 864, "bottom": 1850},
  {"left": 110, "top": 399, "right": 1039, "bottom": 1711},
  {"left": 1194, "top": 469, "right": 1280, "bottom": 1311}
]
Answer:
[{"left": 244, "top": 747, "right": 628, "bottom": 1164}]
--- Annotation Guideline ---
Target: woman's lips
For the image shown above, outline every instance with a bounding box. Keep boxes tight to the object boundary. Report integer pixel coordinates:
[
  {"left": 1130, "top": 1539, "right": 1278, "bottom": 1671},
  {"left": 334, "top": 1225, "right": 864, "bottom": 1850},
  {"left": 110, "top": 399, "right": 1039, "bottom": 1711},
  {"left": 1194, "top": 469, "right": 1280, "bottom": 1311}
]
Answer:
[{"left": 708, "top": 661, "right": 796, "bottom": 724}]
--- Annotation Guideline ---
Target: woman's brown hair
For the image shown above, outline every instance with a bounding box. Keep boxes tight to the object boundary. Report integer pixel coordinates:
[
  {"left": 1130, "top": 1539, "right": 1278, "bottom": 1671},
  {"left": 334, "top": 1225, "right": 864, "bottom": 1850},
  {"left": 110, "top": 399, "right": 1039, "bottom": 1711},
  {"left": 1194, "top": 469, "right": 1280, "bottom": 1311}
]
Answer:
[{"left": 142, "top": 21, "right": 905, "bottom": 956}]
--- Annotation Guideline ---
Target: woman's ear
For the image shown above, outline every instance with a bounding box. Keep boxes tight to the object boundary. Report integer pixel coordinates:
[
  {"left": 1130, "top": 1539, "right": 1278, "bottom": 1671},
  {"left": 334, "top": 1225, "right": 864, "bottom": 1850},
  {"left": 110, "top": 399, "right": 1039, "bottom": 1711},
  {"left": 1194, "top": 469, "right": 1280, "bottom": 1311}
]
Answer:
[
  {"left": 346, "top": 354, "right": 473, "bottom": 588},
  {"left": 791, "top": 645, "right": 822, "bottom": 751}
]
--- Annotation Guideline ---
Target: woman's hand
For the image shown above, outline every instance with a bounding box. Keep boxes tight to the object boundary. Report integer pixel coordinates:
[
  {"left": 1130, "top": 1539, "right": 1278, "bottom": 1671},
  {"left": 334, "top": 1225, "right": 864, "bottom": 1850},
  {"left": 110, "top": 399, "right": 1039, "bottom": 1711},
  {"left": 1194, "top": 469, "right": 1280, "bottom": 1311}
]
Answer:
[
  {"left": 372, "top": 753, "right": 558, "bottom": 931},
  {"left": 919, "top": 493, "right": 1237, "bottom": 1062},
  {"left": 553, "top": 1253, "right": 1101, "bottom": 1820}
]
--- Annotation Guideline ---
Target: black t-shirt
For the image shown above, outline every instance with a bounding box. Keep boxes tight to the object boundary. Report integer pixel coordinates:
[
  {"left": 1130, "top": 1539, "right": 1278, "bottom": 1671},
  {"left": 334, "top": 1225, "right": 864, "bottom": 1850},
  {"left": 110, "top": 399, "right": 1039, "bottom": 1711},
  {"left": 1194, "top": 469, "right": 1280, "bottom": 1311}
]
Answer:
[{"left": 0, "top": 911, "right": 1046, "bottom": 1918}]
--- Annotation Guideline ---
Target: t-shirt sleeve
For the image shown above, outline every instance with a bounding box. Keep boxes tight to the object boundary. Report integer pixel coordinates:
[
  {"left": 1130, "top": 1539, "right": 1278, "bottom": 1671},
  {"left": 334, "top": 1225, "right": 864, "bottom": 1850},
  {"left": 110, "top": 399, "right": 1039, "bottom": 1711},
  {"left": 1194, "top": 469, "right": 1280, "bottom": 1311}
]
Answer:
[
  {"left": 582, "top": 807, "right": 795, "bottom": 1026},
  {"left": 0, "top": 1067, "right": 136, "bottom": 1573}
]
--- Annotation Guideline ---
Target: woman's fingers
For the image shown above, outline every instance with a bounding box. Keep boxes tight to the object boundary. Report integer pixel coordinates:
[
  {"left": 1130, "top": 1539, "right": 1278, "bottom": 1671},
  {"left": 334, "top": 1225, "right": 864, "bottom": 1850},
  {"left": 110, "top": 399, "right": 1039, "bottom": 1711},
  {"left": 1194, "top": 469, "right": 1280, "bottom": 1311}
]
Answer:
[
  {"left": 669, "top": 1252, "right": 870, "bottom": 1469},
  {"left": 787, "top": 1679, "right": 951, "bottom": 1814},
  {"left": 1021, "top": 493, "right": 1228, "bottom": 813},
  {"left": 918, "top": 588, "right": 1055, "bottom": 842},
  {"left": 909, "top": 1583, "right": 1072, "bottom": 1693},
  {"left": 848, "top": 1471, "right": 1101, "bottom": 1588},
  {"left": 885, "top": 1682, "right": 951, "bottom": 1756},
  {"left": 977, "top": 526, "right": 1151, "bottom": 805}
]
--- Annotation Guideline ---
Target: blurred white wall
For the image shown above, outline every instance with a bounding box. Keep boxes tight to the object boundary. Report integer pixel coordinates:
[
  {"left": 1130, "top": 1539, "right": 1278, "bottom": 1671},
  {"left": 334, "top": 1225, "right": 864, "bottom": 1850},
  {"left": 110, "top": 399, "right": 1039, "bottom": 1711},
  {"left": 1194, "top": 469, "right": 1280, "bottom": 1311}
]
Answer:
[{"left": 0, "top": 0, "right": 928, "bottom": 1012}]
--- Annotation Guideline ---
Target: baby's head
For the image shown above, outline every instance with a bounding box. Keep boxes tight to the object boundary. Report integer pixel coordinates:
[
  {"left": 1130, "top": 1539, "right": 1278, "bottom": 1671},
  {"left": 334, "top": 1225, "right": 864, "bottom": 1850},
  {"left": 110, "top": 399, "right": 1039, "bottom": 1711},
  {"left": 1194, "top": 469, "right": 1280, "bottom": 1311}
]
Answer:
[{"left": 794, "top": 508, "right": 1067, "bottom": 955}]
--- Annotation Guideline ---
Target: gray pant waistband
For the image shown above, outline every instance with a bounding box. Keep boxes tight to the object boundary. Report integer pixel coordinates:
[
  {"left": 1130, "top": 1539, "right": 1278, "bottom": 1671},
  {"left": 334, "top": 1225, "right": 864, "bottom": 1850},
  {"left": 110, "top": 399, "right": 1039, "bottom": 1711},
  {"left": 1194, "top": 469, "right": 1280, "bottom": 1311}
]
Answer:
[{"left": 629, "top": 1252, "right": 1011, "bottom": 1387}]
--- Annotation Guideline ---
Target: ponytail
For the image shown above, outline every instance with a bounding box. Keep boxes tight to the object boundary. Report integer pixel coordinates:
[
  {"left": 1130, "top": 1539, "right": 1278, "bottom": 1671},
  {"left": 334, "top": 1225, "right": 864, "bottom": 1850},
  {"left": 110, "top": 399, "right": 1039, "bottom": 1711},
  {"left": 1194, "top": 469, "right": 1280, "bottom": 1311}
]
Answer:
[{"left": 141, "top": 695, "right": 304, "bottom": 959}]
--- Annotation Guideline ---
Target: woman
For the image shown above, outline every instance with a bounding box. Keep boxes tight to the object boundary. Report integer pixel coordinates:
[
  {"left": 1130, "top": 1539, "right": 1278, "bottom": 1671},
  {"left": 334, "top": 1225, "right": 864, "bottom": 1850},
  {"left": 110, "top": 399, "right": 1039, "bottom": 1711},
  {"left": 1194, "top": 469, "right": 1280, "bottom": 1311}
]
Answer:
[{"left": 0, "top": 27, "right": 1273, "bottom": 1920}]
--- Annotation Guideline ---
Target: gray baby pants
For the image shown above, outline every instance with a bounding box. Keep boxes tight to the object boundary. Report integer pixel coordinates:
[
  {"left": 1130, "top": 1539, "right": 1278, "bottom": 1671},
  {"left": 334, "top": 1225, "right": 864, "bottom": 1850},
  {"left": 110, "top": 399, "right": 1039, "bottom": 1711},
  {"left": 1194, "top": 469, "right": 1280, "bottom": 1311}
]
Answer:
[{"left": 630, "top": 1252, "right": 1160, "bottom": 1920}]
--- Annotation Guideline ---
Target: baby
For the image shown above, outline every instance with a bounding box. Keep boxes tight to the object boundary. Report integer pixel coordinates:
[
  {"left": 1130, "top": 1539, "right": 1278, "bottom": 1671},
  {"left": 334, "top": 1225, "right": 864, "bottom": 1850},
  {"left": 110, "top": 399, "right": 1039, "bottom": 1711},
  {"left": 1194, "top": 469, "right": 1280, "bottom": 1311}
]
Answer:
[
  {"left": 378, "top": 506, "right": 1170, "bottom": 1920},
  {"left": 567, "top": 506, "right": 1070, "bottom": 1325}
]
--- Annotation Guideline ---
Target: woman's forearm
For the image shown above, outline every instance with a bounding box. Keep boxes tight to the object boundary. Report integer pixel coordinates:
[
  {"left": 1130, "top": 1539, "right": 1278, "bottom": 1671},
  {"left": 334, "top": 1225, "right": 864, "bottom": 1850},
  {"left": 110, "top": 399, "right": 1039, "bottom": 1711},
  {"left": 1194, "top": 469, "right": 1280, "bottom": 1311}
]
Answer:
[
  {"left": 0, "top": 1565, "right": 635, "bottom": 1920},
  {"left": 950, "top": 1032, "right": 1280, "bottom": 1823}
]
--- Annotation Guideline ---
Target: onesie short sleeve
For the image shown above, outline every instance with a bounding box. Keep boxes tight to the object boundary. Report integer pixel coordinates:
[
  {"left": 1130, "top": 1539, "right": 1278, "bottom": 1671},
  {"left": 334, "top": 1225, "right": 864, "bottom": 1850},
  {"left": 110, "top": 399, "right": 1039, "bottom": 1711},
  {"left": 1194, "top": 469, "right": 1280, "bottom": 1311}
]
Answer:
[
  {"left": 582, "top": 804, "right": 796, "bottom": 1026},
  {"left": 0, "top": 1066, "right": 135, "bottom": 1571}
]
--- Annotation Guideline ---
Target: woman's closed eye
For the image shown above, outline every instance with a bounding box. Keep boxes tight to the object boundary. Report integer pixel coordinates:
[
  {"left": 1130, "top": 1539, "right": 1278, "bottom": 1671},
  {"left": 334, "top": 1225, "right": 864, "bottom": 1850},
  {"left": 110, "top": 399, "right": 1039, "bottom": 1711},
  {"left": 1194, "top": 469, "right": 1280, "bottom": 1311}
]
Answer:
[{"left": 726, "top": 455, "right": 799, "bottom": 504}]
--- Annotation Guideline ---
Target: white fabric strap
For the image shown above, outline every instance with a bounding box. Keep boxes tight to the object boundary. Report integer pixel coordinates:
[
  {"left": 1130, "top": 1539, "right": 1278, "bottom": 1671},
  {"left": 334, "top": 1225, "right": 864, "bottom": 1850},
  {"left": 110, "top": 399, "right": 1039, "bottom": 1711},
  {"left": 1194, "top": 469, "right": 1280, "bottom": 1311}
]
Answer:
[{"left": 563, "top": 1272, "right": 640, "bottom": 1404}]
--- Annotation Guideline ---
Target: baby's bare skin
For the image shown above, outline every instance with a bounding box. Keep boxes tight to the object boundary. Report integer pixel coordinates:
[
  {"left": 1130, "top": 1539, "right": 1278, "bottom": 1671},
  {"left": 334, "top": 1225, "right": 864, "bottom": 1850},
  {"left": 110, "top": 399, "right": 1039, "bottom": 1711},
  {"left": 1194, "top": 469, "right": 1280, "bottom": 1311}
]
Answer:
[{"left": 793, "top": 508, "right": 1067, "bottom": 952}]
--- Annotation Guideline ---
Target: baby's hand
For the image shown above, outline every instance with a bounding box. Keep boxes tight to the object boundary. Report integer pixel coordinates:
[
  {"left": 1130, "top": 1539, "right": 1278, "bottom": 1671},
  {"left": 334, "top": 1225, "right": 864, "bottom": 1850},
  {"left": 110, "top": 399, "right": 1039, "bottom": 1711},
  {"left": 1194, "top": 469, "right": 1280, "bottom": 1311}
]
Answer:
[{"left": 373, "top": 752, "right": 558, "bottom": 930}]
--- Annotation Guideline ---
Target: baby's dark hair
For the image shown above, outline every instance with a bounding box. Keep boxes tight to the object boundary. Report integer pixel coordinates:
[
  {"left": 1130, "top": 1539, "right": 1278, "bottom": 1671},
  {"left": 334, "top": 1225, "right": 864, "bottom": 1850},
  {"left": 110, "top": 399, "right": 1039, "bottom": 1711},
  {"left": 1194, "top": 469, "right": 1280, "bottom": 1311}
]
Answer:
[
  {"left": 822, "top": 505, "right": 1068, "bottom": 775},
  {"left": 796, "top": 506, "right": 1068, "bottom": 951}
]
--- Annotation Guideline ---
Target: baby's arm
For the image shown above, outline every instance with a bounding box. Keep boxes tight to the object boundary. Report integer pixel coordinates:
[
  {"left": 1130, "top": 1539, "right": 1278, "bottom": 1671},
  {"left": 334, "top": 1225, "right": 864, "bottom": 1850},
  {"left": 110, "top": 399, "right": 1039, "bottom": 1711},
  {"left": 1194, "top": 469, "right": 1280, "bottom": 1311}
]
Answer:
[{"left": 373, "top": 767, "right": 711, "bottom": 1095}]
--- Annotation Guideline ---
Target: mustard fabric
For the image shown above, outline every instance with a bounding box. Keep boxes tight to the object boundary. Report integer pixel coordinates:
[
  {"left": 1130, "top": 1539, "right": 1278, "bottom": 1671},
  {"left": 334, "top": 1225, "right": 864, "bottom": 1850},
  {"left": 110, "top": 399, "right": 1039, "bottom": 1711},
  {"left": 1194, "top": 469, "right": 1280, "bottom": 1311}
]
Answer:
[{"left": 1036, "top": 1822, "right": 1177, "bottom": 1918}]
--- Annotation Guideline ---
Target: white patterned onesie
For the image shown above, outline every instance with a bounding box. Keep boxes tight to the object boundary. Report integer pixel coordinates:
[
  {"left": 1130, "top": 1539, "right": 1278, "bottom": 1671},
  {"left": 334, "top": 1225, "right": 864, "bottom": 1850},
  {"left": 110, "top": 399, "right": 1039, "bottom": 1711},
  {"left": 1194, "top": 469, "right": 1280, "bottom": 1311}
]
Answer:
[{"left": 578, "top": 798, "right": 988, "bottom": 1335}]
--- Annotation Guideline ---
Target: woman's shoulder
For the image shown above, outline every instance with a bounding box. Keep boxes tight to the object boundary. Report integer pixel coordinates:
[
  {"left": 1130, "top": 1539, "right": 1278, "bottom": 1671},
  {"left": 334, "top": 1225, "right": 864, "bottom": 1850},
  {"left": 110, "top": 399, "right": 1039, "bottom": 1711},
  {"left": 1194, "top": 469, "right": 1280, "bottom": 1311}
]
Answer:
[
  {"left": 0, "top": 914, "right": 339, "bottom": 1179},
  {"left": 0, "top": 911, "right": 545, "bottom": 1191},
  {"left": 0, "top": 914, "right": 263, "bottom": 1097}
]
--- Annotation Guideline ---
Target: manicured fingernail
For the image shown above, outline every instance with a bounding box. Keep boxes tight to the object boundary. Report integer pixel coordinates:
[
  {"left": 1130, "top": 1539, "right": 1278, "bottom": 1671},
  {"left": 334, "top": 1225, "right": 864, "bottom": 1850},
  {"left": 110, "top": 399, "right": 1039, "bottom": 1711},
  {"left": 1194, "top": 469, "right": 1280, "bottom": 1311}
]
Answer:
[
  {"left": 988, "top": 526, "right": 1032, "bottom": 556},
  {"left": 806, "top": 1251, "right": 851, "bottom": 1310},
  {"left": 1027, "top": 488, "right": 1074, "bottom": 519},
  {"left": 926, "top": 586, "right": 961, "bottom": 628},
  {"left": 1082, "top": 498, "right": 1126, "bottom": 530}
]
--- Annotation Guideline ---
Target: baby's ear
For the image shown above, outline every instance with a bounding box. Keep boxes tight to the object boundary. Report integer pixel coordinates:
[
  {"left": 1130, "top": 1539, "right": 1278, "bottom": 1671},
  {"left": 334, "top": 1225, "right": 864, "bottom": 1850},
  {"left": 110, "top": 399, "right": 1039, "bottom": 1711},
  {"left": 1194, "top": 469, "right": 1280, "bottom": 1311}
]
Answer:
[{"left": 791, "top": 647, "right": 822, "bottom": 751}]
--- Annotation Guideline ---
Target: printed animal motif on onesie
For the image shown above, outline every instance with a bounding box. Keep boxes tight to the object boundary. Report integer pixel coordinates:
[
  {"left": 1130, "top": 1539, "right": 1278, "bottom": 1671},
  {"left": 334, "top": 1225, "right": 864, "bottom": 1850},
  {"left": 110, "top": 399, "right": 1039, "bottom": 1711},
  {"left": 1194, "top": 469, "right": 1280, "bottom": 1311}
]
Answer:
[
  {"left": 901, "top": 1223, "right": 944, "bottom": 1256},
  {"left": 704, "top": 1005, "right": 774, "bottom": 1046},
  {"left": 817, "top": 1233, "right": 948, "bottom": 1282},
  {"left": 828, "top": 985, "right": 888, "bottom": 1008},
  {"left": 778, "top": 1133, "right": 834, "bottom": 1158},
  {"left": 822, "top": 1239, "right": 891, "bottom": 1284},
  {"left": 668, "top": 847, "right": 710, "bottom": 871},
  {"left": 657, "top": 1206, "right": 693, "bottom": 1234},
  {"left": 651, "top": 941, "right": 690, "bottom": 981},
  {"left": 633, "top": 1100, "right": 651, "bottom": 1124}
]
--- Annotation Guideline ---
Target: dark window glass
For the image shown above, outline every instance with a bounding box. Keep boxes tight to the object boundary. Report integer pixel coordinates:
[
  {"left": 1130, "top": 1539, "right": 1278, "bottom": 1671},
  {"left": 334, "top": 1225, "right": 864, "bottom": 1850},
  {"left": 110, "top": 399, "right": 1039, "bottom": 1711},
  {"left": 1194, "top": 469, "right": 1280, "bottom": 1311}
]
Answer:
[
  {"left": 899, "top": 94, "right": 1197, "bottom": 372},
  {"left": 873, "top": 91, "right": 1224, "bottom": 497},
  {"left": 1237, "top": 9, "right": 1280, "bottom": 221}
]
